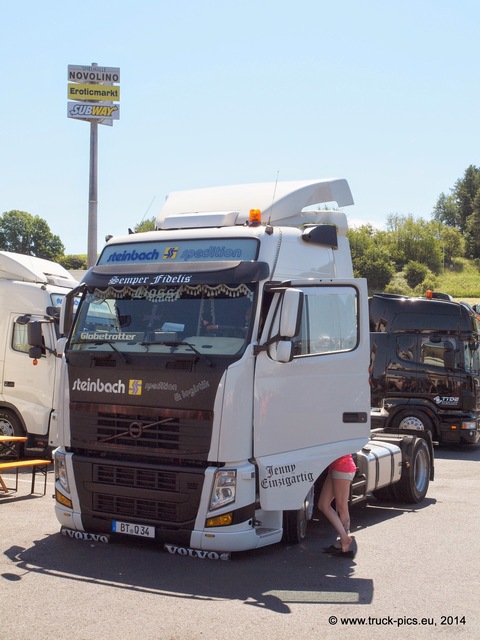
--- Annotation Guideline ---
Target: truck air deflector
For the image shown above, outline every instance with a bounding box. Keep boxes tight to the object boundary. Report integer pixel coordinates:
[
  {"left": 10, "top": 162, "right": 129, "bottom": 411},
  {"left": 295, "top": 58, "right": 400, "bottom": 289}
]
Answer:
[
  {"left": 156, "top": 179, "right": 354, "bottom": 228},
  {"left": 83, "top": 261, "right": 270, "bottom": 286}
]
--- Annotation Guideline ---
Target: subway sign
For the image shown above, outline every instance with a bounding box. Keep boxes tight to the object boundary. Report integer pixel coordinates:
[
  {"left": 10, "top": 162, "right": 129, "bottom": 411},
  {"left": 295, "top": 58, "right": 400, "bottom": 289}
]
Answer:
[{"left": 68, "top": 102, "right": 120, "bottom": 121}]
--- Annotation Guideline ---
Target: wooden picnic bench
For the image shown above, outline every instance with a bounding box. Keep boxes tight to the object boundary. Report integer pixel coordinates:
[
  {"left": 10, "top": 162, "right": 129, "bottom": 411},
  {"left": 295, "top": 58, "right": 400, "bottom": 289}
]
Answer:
[{"left": 0, "top": 458, "right": 53, "bottom": 495}]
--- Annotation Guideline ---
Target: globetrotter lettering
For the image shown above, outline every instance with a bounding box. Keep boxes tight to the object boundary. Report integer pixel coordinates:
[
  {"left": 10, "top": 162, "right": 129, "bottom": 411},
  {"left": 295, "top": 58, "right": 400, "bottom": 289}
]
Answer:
[
  {"left": 80, "top": 332, "right": 135, "bottom": 341},
  {"left": 261, "top": 463, "right": 314, "bottom": 489},
  {"left": 163, "top": 544, "right": 230, "bottom": 561},
  {"left": 72, "top": 378, "right": 126, "bottom": 394},
  {"left": 180, "top": 246, "right": 242, "bottom": 261}
]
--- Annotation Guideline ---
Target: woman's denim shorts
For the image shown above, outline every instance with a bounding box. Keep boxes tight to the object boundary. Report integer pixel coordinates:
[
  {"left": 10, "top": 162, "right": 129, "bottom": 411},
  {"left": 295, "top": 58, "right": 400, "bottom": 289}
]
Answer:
[{"left": 330, "top": 470, "right": 355, "bottom": 480}]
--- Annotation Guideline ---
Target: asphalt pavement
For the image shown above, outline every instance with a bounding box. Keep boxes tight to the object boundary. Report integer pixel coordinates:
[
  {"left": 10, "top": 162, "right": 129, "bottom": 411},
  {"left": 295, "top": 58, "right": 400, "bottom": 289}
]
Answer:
[{"left": 1, "top": 444, "right": 479, "bottom": 640}]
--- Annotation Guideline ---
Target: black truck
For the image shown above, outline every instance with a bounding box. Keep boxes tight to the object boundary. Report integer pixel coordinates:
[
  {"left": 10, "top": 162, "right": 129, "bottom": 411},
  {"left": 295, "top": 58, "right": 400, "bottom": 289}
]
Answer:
[{"left": 369, "top": 292, "right": 480, "bottom": 445}]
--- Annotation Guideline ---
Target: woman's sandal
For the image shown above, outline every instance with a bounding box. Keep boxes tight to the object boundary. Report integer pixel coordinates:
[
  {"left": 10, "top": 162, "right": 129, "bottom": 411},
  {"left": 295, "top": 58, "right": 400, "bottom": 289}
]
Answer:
[
  {"left": 335, "top": 536, "right": 357, "bottom": 558},
  {"left": 323, "top": 544, "right": 342, "bottom": 553}
]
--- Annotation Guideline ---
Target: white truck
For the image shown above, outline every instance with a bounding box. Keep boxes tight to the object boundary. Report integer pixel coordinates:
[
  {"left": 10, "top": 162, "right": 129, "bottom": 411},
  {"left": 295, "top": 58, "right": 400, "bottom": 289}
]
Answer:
[
  {"left": 31, "top": 179, "right": 433, "bottom": 555},
  {"left": 0, "top": 251, "right": 78, "bottom": 457}
]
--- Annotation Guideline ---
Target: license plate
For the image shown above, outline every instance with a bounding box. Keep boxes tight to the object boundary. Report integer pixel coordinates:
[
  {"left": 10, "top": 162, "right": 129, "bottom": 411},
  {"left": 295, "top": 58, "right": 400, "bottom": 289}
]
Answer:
[{"left": 112, "top": 520, "right": 155, "bottom": 538}]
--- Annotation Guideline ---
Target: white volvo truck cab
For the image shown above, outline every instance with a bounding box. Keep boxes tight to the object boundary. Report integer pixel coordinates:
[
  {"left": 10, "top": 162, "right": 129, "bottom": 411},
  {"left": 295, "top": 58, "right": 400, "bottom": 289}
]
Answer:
[{"left": 39, "top": 179, "right": 432, "bottom": 555}]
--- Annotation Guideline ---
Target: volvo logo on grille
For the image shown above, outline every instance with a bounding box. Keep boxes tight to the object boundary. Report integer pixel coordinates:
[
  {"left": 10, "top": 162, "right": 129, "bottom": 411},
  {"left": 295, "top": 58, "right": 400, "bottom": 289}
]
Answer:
[{"left": 129, "top": 421, "right": 143, "bottom": 439}]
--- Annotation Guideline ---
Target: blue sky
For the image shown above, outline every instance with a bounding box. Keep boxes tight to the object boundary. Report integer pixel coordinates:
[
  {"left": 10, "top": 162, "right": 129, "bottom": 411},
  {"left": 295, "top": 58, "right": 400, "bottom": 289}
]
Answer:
[{"left": 1, "top": 1, "right": 478, "bottom": 255}]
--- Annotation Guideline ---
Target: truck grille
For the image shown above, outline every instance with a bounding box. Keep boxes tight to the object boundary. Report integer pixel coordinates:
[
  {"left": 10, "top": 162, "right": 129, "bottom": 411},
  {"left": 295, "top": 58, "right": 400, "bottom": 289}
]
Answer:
[
  {"left": 69, "top": 404, "right": 212, "bottom": 531},
  {"left": 73, "top": 457, "right": 205, "bottom": 528},
  {"left": 94, "top": 494, "right": 178, "bottom": 520},
  {"left": 70, "top": 402, "right": 213, "bottom": 461}
]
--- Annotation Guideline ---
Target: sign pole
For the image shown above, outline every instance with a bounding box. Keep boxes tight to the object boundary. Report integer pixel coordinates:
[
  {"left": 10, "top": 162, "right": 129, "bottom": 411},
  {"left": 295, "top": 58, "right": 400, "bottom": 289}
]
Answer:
[
  {"left": 67, "top": 62, "right": 120, "bottom": 267},
  {"left": 87, "top": 120, "right": 98, "bottom": 268}
]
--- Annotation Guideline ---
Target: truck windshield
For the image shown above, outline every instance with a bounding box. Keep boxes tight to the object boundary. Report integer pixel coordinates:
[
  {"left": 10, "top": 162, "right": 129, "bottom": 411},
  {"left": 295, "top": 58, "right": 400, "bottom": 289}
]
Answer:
[
  {"left": 69, "top": 283, "right": 255, "bottom": 357},
  {"left": 463, "top": 340, "right": 480, "bottom": 373}
]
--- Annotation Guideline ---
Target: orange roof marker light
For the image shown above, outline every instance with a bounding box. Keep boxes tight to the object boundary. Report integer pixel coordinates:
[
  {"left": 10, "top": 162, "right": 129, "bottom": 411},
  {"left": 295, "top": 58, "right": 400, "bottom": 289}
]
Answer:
[
  {"left": 425, "top": 290, "right": 454, "bottom": 301},
  {"left": 248, "top": 208, "right": 262, "bottom": 226}
]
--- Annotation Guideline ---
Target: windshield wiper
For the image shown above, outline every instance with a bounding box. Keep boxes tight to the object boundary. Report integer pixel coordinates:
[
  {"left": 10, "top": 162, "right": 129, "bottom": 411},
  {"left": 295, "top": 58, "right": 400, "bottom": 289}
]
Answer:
[
  {"left": 141, "top": 340, "right": 214, "bottom": 367},
  {"left": 91, "top": 340, "right": 130, "bottom": 363}
]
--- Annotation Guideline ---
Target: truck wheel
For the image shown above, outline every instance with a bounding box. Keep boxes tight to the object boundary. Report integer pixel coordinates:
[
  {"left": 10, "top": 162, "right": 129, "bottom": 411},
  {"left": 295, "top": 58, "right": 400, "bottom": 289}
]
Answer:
[
  {"left": 0, "top": 410, "right": 25, "bottom": 458},
  {"left": 282, "top": 487, "right": 314, "bottom": 544},
  {"left": 393, "top": 438, "right": 431, "bottom": 503},
  {"left": 392, "top": 410, "right": 433, "bottom": 435},
  {"left": 372, "top": 484, "right": 397, "bottom": 502}
]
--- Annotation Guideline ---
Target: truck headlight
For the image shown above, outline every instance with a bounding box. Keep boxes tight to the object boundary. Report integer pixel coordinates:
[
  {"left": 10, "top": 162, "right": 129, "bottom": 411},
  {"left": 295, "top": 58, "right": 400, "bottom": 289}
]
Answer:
[
  {"left": 209, "top": 470, "right": 236, "bottom": 510},
  {"left": 461, "top": 421, "right": 476, "bottom": 430},
  {"left": 55, "top": 451, "right": 70, "bottom": 493}
]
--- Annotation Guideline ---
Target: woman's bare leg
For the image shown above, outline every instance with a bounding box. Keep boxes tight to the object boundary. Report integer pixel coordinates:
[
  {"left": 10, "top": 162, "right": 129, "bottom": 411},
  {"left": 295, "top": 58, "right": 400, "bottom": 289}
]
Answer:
[
  {"left": 333, "top": 477, "right": 351, "bottom": 541},
  {"left": 317, "top": 475, "right": 352, "bottom": 551}
]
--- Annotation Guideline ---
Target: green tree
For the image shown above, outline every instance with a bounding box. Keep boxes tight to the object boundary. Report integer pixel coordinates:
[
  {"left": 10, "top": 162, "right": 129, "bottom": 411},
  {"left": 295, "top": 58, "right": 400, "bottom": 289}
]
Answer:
[
  {"left": 464, "top": 189, "right": 480, "bottom": 259},
  {"left": 59, "top": 254, "right": 87, "bottom": 270},
  {"left": 134, "top": 216, "right": 156, "bottom": 233},
  {"left": 454, "top": 165, "right": 480, "bottom": 232},
  {"left": 0, "top": 210, "right": 65, "bottom": 260},
  {"left": 432, "top": 192, "right": 460, "bottom": 228},
  {"left": 433, "top": 165, "right": 480, "bottom": 234},
  {"left": 353, "top": 245, "right": 395, "bottom": 293},
  {"left": 385, "top": 214, "right": 443, "bottom": 274},
  {"left": 435, "top": 224, "right": 465, "bottom": 266},
  {"left": 404, "top": 260, "right": 429, "bottom": 288}
]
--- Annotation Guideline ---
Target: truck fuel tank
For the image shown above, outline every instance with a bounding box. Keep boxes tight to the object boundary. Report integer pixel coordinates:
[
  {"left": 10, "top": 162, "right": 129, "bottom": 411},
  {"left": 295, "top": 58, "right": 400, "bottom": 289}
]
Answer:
[{"left": 356, "top": 441, "right": 402, "bottom": 493}]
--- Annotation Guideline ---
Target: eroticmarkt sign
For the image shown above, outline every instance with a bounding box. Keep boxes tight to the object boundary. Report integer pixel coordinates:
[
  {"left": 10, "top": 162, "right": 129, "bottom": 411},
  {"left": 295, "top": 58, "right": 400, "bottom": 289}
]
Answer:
[{"left": 67, "top": 83, "right": 120, "bottom": 102}]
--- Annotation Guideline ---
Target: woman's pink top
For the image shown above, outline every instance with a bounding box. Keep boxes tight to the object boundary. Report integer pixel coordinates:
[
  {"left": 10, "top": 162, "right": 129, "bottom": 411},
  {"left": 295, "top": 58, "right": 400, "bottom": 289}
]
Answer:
[{"left": 329, "top": 454, "right": 356, "bottom": 473}]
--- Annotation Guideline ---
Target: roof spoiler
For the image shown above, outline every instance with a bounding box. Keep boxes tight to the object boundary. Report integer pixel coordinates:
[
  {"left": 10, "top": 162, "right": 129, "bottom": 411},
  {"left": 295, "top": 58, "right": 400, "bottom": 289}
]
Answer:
[{"left": 156, "top": 178, "right": 353, "bottom": 229}]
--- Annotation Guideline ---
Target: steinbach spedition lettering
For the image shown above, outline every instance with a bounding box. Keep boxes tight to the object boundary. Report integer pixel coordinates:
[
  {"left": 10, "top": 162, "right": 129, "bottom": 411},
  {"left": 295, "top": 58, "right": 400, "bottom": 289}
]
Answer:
[{"left": 71, "top": 378, "right": 126, "bottom": 394}]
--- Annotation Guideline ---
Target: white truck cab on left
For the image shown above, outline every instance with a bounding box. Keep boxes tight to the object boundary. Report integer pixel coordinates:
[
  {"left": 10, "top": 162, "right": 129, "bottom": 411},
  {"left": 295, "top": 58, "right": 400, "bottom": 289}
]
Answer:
[{"left": 0, "top": 251, "right": 78, "bottom": 457}]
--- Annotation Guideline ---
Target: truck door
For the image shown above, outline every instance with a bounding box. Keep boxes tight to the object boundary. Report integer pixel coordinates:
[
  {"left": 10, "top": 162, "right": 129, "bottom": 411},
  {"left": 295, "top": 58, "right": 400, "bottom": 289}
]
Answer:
[
  {"left": 1, "top": 314, "right": 56, "bottom": 436},
  {"left": 253, "top": 281, "right": 371, "bottom": 510}
]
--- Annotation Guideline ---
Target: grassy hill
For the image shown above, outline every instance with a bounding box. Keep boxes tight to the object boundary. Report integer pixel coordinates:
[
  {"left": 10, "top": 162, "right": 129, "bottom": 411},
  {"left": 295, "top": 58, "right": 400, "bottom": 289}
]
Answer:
[{"left": 434, "top": 258, "right": 480, "bottom": 303}]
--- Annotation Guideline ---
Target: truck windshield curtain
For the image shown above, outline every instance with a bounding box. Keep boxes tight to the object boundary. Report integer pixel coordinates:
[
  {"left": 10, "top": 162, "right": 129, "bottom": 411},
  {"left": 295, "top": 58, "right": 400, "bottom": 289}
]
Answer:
[{"left": 69, "top": 283, "right": 255, "bottom": 357}]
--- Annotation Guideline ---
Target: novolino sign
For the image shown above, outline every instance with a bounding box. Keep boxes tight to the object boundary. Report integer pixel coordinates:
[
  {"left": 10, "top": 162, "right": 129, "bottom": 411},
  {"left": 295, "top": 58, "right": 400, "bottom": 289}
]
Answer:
[{"left": 68, "top": 64, "right": 120, "bottom": 84}]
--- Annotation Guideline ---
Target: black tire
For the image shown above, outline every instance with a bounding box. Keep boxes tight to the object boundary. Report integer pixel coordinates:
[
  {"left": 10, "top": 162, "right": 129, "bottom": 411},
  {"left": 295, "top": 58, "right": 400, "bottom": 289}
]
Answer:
[
  {"left": 392, "top": 410, "right": 434, "bottom": 437},
  {"left": 282, "top": 487, "right": 314, "bottom": 544},
  {"left": 0, "top": 409, "right": 25, "bottom": 458},
  {"left": 393, "top": 437, "right": 431, "bottom": 503}
]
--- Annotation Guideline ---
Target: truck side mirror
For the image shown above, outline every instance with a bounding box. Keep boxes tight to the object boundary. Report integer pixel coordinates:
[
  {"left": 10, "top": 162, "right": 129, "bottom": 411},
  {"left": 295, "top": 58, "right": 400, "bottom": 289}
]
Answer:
[
  {"left": 443, "top": 341, "right": 455, "bottom": 370},
  {"left": 28, "top": 346, "right": 43, "bottom": 359},
  {"left": 27, "top": 321, "right": 44, "bottom": 348},
  {"left": 46, "top": 306, "right": 60, "bottom": 321},
  {"left": 279, "top": 289, "right": 303, "bottom": 338},
  {"left": 276, "top": 340, "right": 295, "bottom": 363},
  {"left": 60, "top": 287, "right": 80, "bottom": 336}
]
